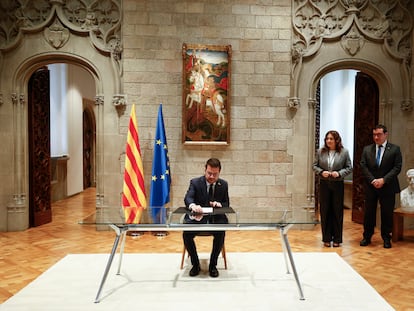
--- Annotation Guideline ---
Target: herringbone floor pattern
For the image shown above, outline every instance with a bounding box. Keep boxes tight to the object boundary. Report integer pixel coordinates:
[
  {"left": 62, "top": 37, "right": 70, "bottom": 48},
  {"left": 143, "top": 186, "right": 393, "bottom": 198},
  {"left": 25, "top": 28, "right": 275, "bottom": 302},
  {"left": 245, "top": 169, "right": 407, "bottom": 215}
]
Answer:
[{"left": 1, "top": 188, "right": 413, "bottom": 309}]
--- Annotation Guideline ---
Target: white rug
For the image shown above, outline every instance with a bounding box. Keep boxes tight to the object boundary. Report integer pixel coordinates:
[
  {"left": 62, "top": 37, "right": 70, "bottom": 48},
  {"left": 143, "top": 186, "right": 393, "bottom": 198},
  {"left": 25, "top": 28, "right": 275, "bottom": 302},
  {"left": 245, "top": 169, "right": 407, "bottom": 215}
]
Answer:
[{"left": 0, "top": 253, "right": 394, "bottom": 311}]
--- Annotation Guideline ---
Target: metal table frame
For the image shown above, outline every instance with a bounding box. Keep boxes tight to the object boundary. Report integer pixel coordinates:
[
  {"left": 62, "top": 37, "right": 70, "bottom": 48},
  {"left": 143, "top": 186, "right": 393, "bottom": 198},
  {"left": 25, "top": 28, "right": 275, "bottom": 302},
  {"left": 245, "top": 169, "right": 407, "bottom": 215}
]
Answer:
[{"left": 93, "top": 219, "right": 306, "bottom": 303}]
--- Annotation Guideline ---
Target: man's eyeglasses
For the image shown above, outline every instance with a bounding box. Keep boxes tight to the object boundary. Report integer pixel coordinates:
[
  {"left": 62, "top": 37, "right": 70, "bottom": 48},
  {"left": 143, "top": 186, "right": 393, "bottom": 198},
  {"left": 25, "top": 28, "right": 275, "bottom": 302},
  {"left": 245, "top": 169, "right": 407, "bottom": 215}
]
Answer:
[{"left": 206, "top": 171, "right": 219, "bottom": 177}]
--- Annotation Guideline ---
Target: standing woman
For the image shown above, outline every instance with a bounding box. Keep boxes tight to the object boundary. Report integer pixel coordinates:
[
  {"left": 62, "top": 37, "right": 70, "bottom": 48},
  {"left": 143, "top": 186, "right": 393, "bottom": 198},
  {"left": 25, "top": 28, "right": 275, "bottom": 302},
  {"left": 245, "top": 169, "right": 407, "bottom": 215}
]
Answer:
[{"left": 313, "top": 131, "right": 352, "bottom": 247}]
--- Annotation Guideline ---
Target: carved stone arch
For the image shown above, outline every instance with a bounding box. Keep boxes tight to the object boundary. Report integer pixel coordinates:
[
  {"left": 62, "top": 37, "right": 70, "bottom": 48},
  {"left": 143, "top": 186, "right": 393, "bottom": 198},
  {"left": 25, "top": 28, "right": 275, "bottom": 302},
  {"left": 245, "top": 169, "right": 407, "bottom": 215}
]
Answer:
[
  {"left": 12, "top": 54, "right": 102, "bottom": 94},
  {"left": 288, "top": 1, "right": 412, "bottom": 217},
  {"left": 4, "top": 51, "right": 110, "bottom": 230},
  {"left": 303, "top": 59, "right": 395, "bottom": 203},
  {"left": 291, "top": 1, "right": 413, "bottom": 111},
  {"left": 304, "top": 59, "right": 394, "bottom": 207},
  {"left": 0, "top": 0, "right": 125, "bottom": 231},
  {"left": 308, "top": 60, "right": 392, "bottom": 110},
  {"left": 288, "top": 49, "right": 405, "bottom": 219},
  {"left": 2, "top": 43, "right": 122, "bottom": 231}
]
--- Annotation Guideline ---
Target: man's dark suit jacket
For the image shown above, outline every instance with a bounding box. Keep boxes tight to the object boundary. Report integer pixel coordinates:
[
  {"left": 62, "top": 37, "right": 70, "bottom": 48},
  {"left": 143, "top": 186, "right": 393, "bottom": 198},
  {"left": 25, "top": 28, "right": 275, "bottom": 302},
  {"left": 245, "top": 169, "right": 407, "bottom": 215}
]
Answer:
[
  {"left": 360, "top": 142, "right": 402, "bottom": 193},
  {"left": 184, "top": 175, "right": 229, "bottom": 224}
]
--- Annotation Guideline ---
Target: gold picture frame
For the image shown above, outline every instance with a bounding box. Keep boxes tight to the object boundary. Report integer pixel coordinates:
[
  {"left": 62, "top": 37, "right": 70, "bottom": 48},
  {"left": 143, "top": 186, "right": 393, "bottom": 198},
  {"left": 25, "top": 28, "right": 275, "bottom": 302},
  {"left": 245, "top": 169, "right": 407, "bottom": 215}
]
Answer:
[{"left": 182, "top": 43, "right": 231, "bottom": 145}]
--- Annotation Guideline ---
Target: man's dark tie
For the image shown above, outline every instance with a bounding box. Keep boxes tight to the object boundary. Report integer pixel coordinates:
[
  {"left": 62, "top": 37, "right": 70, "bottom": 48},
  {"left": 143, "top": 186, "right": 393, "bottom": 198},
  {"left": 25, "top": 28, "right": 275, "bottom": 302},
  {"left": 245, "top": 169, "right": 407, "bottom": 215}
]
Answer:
[
  {"left": 208, "top": 184, "right": 214, "bottom": 200},
  {"left": 376, "top": 145, "right": 382, "bottom": 166}
]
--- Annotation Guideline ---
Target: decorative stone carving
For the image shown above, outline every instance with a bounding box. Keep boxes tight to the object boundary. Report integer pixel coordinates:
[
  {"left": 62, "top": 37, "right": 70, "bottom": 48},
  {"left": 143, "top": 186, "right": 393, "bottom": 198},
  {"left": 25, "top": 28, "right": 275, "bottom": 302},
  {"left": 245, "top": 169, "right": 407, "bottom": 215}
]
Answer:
[
  {"left": 112, "top": 94, "right": 127, "bottom": 116},
  {"left": 307, "top": 99, "right": 317, "bottom": 109},
  {"left": 341, "top": 0, "right": 365, "bottom": 13},
  {"left": 340, "top": 25, "right": 365, "bottom": 56},
  {"left": 44, "top": 19, "right": 70, "bottom": 49},
  {"left": 292, "top": 0, "right": 413, "bottom": 111},
  {"left": 400, "top": 99, "right": 413, "bottom": 112},
  {"left": 293, "top": 0, "right": 412, "bottom": 63},
  {"left": 288, "top": 97, "right": 300, "bottom": 110},
  {"left": 95, "top": 95, "right": 104, "bottom": 106},
  {"left": 0, "top": 0, "right": 122, "bottom": 63},
  {"left": 109, "top": 37, "right": 123, "bottom": 77},
  {"left": 11, "top": 93, "right": 18, "bottom": 105},
  {"left": 109, "top": 37, "right": 122, "bottom": 60},
  {"left": 291, "top": 43, "right": 303, "bottom": 79},
  {"left": 81, "top": 12, "right": 98, "bottom": 30},
  {"left": 19, "top": 94, "right": 25, "bottom": 106},
  {"left": 12, "top": 193, "right": 26, "bottom": 205}
]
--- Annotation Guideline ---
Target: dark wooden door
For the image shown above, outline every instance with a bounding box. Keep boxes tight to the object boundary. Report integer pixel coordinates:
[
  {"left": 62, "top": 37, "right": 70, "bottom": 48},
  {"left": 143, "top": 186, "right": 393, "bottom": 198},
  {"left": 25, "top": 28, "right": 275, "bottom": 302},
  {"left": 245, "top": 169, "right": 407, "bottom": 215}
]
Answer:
[
  {"left": 352, "top": 72, "right": 379, "bottom": 223},
  {"left": 314, "top": 82, "right": 321, "bottom": 219},
  {"left": 83, "top": 108, "right": 94, "bottom": 189},
  {"left": 28, "top": 67, "right": 52, "bottom": 227}
]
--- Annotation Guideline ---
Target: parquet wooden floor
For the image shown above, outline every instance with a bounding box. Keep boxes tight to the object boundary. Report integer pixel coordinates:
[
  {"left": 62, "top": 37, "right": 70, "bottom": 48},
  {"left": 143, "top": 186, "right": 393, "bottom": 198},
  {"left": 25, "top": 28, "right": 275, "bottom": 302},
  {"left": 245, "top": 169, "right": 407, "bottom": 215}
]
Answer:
[{"left": 1, "top": 187, "right": 414, "bottom": 309}]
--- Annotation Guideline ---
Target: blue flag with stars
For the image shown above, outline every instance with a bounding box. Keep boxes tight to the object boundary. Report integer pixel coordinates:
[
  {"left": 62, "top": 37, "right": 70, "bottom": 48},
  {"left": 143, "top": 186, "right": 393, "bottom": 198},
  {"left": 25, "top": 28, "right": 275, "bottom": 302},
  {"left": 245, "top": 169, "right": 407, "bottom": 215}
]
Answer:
[{"left": 150, "top": 104, "right": 171, "bottom": 223}]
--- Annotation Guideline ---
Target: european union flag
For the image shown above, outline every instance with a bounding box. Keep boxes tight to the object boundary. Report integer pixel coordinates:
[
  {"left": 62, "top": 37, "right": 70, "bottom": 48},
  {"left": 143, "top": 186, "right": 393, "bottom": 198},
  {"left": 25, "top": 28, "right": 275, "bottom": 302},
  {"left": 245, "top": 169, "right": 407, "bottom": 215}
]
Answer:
[{"left": 150, "top": 104, "right": 171, "bottom": 223}]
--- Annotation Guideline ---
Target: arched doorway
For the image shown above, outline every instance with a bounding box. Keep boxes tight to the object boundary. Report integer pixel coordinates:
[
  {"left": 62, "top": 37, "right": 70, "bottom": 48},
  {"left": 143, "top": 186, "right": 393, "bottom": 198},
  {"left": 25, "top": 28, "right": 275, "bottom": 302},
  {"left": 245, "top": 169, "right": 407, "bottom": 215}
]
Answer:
[
  {"left": 288, "top": 1, "right": 412, "bottom": 224},
  {"left": 26, "top": 63, "right": 97, "bottom": 227},
  {"left": 315, "top": 70, "right": 380, "bottom": 224},
  {"left": 0, "top": 1, "right": 122, "bottom": 231},
  {"left": 3, "top": 52, "right": 111, "bottom": 231}
]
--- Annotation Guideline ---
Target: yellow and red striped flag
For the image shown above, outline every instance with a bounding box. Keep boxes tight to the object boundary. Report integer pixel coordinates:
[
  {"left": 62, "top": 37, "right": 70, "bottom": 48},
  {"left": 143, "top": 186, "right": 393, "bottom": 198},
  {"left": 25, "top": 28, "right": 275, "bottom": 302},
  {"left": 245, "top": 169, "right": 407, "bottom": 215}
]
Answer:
[{"left": 122, "top": 104, "right": 147, "bottom": 223}]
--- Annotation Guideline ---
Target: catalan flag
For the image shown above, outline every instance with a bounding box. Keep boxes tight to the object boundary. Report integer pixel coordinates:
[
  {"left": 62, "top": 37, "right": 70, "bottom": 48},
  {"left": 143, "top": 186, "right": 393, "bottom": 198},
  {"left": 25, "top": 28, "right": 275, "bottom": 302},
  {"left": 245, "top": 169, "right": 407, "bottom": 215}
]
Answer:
[
  {"left": 150, "top": 104, "right": 171, "bottom": 223},
  {"left": 122, "top": 104, "right": 147, "bottom": 224}
]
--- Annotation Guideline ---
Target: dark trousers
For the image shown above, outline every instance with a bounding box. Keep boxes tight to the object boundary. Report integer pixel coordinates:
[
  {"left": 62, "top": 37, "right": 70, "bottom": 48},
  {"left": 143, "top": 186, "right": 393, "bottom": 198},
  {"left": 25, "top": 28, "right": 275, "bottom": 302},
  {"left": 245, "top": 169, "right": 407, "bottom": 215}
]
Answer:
[
  {"left": 183, "top": 214, "right": 227, "bottom": 267},
  {"left": 319, "top": 180, "right": 344, "bottom": 243},
  {"left": 363, "top": 185, "right": 395, "bottom": 241}
]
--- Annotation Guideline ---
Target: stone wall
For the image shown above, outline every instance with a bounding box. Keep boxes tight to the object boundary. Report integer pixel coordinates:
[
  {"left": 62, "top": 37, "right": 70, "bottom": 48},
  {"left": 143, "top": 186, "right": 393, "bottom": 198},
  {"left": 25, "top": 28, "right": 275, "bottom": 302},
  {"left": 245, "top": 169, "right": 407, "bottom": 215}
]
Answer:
[
  {"left": 0, "top": 0, "right": 413, "bottom": 230},
  {"left": 121, "top": 0, "right": 296, "bottom": 221}
]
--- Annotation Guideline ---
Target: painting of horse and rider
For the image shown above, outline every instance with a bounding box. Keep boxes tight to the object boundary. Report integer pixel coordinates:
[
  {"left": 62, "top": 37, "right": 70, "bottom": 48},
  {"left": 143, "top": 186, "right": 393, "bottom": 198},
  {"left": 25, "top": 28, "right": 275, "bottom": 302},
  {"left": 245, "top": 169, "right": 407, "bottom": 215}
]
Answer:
[{"left": 182, "top": 43, "right": 231, "bottom": 144}]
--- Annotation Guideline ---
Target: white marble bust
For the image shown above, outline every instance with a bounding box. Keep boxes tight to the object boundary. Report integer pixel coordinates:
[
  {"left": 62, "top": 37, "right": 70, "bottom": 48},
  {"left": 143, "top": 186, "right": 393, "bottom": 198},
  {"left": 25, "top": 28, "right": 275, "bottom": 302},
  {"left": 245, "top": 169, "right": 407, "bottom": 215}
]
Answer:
[{"left": 400, "top": 169, "right": 414, "bottom": 212}]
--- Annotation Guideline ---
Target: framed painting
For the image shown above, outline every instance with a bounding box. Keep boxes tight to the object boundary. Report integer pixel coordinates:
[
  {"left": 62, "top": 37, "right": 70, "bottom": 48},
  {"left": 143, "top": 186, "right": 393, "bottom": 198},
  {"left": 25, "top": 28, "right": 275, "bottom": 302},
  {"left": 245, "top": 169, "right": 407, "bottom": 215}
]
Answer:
[{"left": 182, "top": 43, "right": 231, "bottom": 145}]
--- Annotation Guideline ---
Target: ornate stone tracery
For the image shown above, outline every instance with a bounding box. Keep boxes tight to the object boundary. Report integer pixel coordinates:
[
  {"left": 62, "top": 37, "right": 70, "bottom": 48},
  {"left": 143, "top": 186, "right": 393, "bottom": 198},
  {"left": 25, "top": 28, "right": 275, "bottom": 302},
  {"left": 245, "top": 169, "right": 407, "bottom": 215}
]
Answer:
[
  {"left": 44, "top": 19, "right": 69, "bottom": 49},
  {"left": 293, "top": 0, "right": 412, "bottom": 58},
  {"left": 112, "top": 93, "right": 127, "bottom": 116},
  {"left": 292, "top": 0, "right": 413, "bottom": 110},
  {"left": 340, "top": 25, "right": 365, "bottom": 55},
  {"left": 0, "top": 0, "right": 122, "bottom": 71}
]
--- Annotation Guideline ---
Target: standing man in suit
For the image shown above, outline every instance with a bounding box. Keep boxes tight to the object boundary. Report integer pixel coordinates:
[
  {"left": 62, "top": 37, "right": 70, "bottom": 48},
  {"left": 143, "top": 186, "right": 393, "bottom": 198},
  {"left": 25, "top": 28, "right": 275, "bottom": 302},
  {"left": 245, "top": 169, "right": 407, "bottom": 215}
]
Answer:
[
  {"left": 183, "top": 158, "right": 229, "bottom": 277},
  {"left": 360, "top": 124, "right": 402, "bottom": 248}
]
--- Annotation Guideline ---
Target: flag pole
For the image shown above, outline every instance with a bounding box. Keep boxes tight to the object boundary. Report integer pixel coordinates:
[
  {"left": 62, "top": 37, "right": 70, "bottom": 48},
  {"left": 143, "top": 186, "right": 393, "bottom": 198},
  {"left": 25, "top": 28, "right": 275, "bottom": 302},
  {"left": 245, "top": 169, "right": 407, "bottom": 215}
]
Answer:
[
  {"left": 122, "top": 104, "right": 147, "bottom": 236},
  {"left": 150, "top": 104, "right": 171, "bottom": 237}
]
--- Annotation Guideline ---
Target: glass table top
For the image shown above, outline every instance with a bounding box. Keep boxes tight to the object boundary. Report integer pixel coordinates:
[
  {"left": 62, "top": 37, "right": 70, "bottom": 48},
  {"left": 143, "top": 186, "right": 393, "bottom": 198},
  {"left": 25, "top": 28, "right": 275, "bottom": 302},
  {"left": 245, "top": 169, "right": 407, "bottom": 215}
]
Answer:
[{"left": 79, "top": 206, "right": 318, "bottom": 229}]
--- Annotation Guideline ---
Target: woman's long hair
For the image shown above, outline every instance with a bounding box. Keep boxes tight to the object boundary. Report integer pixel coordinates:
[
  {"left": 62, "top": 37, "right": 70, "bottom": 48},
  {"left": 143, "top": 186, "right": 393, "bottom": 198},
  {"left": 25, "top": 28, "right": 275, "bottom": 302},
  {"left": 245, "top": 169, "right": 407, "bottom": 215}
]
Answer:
[{"left": 321, "top": 130, "right": 343, "bottom": 153}]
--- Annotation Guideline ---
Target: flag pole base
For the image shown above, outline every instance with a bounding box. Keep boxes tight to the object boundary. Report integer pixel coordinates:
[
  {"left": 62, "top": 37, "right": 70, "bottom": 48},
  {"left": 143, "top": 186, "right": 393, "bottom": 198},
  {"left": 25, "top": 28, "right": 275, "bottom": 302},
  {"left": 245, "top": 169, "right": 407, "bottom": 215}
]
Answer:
[
  {"left": 127, "top": 231, "right": 144, "bottom": 237},
  {"left": 152, "top": 231, "right": 169, "bottom": 237}
]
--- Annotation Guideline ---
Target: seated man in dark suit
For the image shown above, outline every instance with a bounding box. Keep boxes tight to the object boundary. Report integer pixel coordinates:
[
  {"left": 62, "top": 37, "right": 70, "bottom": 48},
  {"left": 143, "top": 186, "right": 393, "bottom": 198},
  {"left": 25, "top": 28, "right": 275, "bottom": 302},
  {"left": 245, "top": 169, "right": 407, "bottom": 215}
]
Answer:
[{"left": 183, "top": 158, "right": 229, "bottom": 277}]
